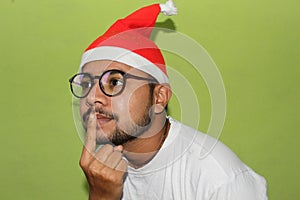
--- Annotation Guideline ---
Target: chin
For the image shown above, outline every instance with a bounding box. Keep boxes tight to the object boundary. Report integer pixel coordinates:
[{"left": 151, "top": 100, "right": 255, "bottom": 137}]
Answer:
[{"left": 95, "top": 131, "right": 112, "bottom": 145}]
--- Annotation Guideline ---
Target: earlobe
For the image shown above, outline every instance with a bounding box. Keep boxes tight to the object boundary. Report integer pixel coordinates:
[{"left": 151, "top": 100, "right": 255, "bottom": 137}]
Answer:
[{"left": 153, "top": 84, "right": 172, "bottom": 114}]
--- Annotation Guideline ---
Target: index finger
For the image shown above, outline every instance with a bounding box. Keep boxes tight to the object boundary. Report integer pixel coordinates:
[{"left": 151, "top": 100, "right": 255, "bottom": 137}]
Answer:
[{"left": 81, "top": 110, "right": 97, "bottom": 160}]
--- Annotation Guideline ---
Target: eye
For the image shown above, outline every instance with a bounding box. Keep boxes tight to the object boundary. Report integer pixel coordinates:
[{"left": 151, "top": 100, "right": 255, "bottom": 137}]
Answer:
[
  {"left": 109, "top": 78, "right": 123, "bottom": 87},
  {"left": 79, "top": 75, "right": 92, "bottom": 91},
  {"left": 106, "top": 73, "right": 124, "bottom": 87},
  {"left": 100, "top": 71, "right": 125, "bottom": 95},
  {"left": 81, "top": 81, "right": 91, "bottom": 89}
]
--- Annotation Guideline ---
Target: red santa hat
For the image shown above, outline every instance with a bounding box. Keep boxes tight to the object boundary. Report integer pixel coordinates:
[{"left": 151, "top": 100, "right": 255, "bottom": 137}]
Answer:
[{"left": 80, "top": 0, "right": 177, "bottom": 84}]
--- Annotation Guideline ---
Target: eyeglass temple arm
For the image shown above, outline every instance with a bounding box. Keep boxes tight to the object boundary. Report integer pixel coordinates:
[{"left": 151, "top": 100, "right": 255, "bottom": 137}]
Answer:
[{"left": 125, "top": 73, "right": 158, "bottom": 83}]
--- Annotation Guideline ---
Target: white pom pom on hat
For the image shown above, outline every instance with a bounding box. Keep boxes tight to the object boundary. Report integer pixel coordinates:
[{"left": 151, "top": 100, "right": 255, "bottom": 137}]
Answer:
[
  {"left": 160, "top": 0, "right": 178, "bottom": 16},
  {"left": 80, "top": 0, "right": 177, "bottom": 84}
]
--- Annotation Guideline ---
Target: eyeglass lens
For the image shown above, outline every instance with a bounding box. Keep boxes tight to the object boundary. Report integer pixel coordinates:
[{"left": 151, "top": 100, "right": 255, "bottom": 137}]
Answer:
[
  {"left": 100, "top": 70, "right": 124, "bottom": 96},
  {"left": 71, "top": 74, "right": 93, "bottom": 98},
  {"left": 70, "top": 70, "right": 125, "bottom": 98}
]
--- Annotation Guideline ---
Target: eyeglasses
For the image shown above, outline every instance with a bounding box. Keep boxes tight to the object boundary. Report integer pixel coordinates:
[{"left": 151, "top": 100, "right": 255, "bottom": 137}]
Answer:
[{"left": 69, "top": 69, "right": 157, "bottom": 98}]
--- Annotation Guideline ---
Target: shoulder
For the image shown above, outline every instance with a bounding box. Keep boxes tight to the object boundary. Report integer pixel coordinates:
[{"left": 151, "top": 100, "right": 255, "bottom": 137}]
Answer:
[
  {"left": 167, "top": 117, "right": 268, "bottom": 199},
  {"left": 168, "top": 117, "right": 255, "bottom": 173}
]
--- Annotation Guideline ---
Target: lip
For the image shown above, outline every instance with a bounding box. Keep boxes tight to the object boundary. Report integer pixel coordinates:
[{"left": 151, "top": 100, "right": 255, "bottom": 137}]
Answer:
[{"left": 96, "top": 113, "right": 113, "bottom": 125}]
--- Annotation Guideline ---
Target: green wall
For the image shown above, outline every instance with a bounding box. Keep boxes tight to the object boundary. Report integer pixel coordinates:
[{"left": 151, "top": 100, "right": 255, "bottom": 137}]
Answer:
[{"left": 1, "top": 0, "right": 299, "bottom": 199}]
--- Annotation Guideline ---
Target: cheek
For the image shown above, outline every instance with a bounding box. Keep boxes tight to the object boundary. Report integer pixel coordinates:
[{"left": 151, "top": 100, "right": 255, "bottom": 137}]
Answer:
[
  {"left": 111, "top": 85, "right": 149, "bottom": 122},
  {"left": 128, "top": 85, "right": 151, "bottom": 119},
  {"left": 111, "top": 95, "right": 129, "bottom": 118}
]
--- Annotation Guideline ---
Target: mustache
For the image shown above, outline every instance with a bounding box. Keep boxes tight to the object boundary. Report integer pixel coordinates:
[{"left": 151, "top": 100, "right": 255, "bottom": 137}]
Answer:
[{"left": 82, "top": 107, "right": 119, "bottom": 123}]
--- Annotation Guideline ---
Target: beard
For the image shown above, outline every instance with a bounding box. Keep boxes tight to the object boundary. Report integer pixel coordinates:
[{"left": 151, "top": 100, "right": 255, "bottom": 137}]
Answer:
[
  {"left": 109, "top": 106, "right": 153, "bottom": 145},
  {"left": 82, "top": 91, "right": 154, "bottom": 146}
]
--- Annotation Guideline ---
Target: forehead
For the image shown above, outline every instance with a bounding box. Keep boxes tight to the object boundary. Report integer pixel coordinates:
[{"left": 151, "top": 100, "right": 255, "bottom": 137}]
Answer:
[{"left": 82, "top": 60, "right": 148, "bottom": 77}]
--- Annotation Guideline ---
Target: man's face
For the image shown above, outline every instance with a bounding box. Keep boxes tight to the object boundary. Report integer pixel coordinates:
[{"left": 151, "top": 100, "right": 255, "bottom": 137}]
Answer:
[{"left": 80, "top": 60, "right": 155, "bottom": 145}]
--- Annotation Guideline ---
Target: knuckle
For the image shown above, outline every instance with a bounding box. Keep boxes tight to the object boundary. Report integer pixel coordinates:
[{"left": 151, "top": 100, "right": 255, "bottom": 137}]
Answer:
[
  {"left": 87, "top": 164, "right": 122, "bottom": 183},
  {"left": 87, "top": 121, "right": 94, "bottom": 129},
  {"left": 113, "top": 151, "right": 123, "bottom": 159},
  {"left": 114, "top": 150, "right": 122, "bottom": 157},
  {"left": 89, "top": 165, "right": 99, "bottom": 176},
  {"left": 79, "top": 159, "right": 87, "bottom": 169},
  {"left": 120, "top": 159, "right": 128, "bottom": 167},
  {"left": 103, "top": 144, "right": 114, "bottom": 151}
]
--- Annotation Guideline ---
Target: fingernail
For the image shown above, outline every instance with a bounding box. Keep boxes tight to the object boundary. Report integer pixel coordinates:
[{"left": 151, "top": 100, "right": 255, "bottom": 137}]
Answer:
[{"left": 90, "top": 111, "right": 95, "bottom": 119}]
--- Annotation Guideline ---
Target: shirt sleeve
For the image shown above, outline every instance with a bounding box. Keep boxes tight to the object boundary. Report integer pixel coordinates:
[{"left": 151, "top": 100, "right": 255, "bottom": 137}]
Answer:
[{"left": 208, "top": 170, "right": 268, "bottom": 200}]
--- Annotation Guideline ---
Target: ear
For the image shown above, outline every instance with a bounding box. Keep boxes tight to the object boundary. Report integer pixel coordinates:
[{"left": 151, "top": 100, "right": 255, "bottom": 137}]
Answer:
[{"left": 153, "top": 84, "right": 172, "bottom": 114}]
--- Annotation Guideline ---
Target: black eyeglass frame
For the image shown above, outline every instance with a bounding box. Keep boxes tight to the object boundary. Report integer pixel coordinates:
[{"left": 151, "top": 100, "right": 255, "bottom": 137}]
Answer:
[{"left": 69, "top": 69, "right": 158, "bottom": 98}]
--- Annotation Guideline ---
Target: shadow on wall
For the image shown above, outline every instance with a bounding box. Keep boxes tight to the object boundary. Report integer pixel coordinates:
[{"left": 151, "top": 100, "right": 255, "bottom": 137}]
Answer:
[{"left": 152, "top": 18, "right": 177, "bottom": 41}]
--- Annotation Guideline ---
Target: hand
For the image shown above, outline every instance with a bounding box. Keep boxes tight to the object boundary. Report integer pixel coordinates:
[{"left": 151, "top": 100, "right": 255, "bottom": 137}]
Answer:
[{"left": 79, "top": 111, "right": 128, "bottom": 200}]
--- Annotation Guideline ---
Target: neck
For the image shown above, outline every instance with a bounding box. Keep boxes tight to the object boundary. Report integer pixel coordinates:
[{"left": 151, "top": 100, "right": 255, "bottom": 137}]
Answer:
[{"left": 122, "top": 115, "right": 169, "bottom": 169}]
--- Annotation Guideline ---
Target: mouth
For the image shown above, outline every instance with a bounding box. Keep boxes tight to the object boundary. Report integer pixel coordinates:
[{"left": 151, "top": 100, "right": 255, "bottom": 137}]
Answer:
[{"left": 96, "top": 113, "right": 114, "bottom": 125}]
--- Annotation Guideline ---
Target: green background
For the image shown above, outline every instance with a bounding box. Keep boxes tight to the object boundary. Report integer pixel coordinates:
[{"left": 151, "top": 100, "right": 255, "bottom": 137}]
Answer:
[{"left": 1, "top": 0, "right": 299, "bottom": 199}]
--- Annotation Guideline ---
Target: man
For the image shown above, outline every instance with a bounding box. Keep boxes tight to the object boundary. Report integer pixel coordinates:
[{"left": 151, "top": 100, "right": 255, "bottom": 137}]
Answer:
[{"left": 69, "top": 1, "right": 268, "bottom": 199}]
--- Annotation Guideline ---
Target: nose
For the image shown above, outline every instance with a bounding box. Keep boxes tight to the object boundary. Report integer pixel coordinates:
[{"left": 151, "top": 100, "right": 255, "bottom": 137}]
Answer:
[{"left": 86, "top": 81, "right": 108, "bottom": 106}]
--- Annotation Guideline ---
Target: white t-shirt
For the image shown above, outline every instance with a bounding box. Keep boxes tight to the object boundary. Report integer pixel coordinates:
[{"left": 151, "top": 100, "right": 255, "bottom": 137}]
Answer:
[{"left": 122, "top": 117, "right": 268, "bottom": 200}]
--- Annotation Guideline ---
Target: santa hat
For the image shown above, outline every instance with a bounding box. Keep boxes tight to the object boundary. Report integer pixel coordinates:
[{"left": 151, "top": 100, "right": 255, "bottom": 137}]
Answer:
[{"left": 80, "top": 0, "right": 177, "bottom": 84}]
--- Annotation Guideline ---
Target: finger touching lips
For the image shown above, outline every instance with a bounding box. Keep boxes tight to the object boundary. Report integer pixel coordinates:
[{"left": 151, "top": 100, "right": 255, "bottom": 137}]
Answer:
[
  {"left": 85, "top": 110, "right": 97, "bottom": 152},
  {"left": 96, "top": 113, "right": 113, "bottom": 125}
]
